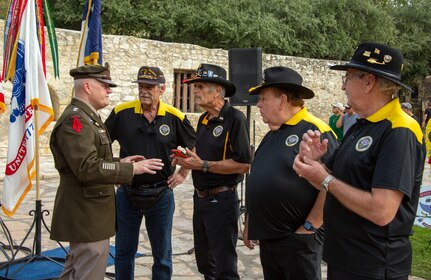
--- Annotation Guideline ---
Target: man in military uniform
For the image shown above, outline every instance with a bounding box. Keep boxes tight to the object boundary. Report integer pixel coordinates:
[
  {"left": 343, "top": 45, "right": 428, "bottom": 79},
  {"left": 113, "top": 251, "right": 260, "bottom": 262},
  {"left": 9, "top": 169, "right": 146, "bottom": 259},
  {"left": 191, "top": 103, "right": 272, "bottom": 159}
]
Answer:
[
  {"left": 50, "top": 63, "right": 164, "bottom": 280},
  {"left": 294, "top": 42, "right": 425, "bottom": 279},
  {"left": 174, "top": 64, "right": 251, "bottom": 279},
  {"left": 244, "top": 66, "right": 338, "bottom": 279},
  {"left": 105, "top": 66, "right": 196, "bottom": 280}
]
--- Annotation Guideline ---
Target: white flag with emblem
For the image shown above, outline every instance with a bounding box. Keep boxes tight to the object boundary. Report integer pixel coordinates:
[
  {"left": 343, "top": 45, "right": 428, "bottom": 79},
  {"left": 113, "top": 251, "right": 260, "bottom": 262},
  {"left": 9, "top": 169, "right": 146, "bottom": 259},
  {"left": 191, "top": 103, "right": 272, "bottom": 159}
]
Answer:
[{"left": 2, "top": 0, "right": 54, "bottom": 216}]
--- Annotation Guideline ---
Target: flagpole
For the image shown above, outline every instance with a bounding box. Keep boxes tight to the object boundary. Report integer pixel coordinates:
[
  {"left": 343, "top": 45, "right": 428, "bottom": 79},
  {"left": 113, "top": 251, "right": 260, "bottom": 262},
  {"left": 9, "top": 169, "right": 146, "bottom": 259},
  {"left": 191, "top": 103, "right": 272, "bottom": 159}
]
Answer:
[
  {"left": 0, "top": 106, "right": 67, "bottom": 277},
  {"left": 0, "top": 0, "right": 67, "bottom": 277},
  {"left": 33, "top": 103, "right": 42, "bottom": 256},
  {"left": 34, "top": 104, "right": 40, "bottom": 201}
]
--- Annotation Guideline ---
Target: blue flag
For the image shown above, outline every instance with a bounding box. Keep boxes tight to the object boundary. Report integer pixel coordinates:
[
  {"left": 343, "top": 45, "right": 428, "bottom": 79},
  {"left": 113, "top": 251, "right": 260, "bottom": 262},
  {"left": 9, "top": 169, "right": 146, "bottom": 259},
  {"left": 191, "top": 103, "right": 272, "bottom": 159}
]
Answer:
[{"left": 77, "top": 0, "right": 102, "bottom": 65}]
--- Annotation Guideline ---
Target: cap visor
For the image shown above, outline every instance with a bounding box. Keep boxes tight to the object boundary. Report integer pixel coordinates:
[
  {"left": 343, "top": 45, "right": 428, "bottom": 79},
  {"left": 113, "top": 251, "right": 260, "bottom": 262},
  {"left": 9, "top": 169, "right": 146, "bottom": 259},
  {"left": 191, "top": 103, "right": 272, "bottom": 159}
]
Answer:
[
  {"left": 97, "top": 78, "right": 117, "bottom": 87},
  {"left": 132, "top": 79, "right": 161, "bottom": 85}
]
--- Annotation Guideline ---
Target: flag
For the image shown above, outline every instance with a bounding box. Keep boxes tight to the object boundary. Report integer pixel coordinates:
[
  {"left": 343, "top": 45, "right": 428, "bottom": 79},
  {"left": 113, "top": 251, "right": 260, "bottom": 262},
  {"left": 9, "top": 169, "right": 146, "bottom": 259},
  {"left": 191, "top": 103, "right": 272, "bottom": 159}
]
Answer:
[
  {"left": 2, "top": 0, "right": 58, "bottom": 81},
  {"left": 77, "top": 0, "right": 103, "bottom": 66},
  {"left": 0, "top": 84, "right": 5, "bottom": 114},
  {"left": 42, "top": 0, "right": 59, "bottom": 78},
  {"left": 2, "top": 0, "right": 27, "bottom": 82},
  {"left": 2, "top": 0, "right": 54, "bottom": 216}
]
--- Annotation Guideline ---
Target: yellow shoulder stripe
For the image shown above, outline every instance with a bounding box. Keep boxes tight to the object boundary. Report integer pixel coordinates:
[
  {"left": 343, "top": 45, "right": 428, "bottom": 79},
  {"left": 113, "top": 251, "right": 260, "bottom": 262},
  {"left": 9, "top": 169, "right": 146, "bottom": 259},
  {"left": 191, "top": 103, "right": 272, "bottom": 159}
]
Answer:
[
  {"left": 114, "top": 100, "right": 141, "bottom": 114},
  {"left": 303, "top": 113, "right": 336, "bottom": 137},
  {"left": 286, "top": 107, "right": 337, "bottom": 138},
  {"left": 158, "top": 101, "right": 185, "bottom": 121},
  {"left": 389, "top": 110, "right": 423, "bottom": 144},
  {"left": 367, "top": 99, "right": 423, "bottom": 144}
]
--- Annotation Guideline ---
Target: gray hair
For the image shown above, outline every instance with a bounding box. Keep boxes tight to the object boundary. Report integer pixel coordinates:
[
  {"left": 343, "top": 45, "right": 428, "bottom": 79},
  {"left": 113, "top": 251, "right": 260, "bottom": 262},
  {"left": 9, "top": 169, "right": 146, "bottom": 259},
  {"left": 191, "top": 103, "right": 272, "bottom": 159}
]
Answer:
[
  {"left": 219, "top": 86, "right": 226, "bottom": 98},
  {"left": 208, "top": 83, "right": 226, "bottom": 99},
  {"left": 74, "top": 79, "right": 85, "bottom": 89},
  {"left": 355, "top": 70, "right": 400, "bottom": 97},
  {"left": 73, "top": 79, "right": 88, "bottom": 94},
  {"left": 375, "top": 76, "right": 400, "bottom": 97}
]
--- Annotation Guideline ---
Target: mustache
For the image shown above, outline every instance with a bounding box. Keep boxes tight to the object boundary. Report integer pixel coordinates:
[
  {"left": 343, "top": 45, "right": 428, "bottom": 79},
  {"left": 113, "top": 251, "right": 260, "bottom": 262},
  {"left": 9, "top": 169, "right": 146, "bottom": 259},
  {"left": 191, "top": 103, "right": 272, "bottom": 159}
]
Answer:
[{"left": 139, "top": 94, "right": 152, "bottom": 98}]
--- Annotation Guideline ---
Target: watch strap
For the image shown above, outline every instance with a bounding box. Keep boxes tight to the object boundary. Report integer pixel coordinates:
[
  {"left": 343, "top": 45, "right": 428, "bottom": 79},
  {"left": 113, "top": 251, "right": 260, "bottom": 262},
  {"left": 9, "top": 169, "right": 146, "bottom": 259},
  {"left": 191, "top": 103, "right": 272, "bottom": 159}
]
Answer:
[
  {"left": 201, "top": 160, "right": 209, "bottom": 173},
  {"left": 303, "top": 220, "right": 317, "bottom": 232},
  {"left": 320, "top": 174, "right": 335, "bottom": 191}
]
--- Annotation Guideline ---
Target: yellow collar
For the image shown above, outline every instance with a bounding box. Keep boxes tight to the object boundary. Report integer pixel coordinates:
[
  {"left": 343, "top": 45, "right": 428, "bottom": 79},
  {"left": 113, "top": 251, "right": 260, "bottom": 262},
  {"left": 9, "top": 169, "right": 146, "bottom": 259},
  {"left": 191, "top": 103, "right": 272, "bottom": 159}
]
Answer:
[
  {"left": 133, "top": 100, "right": 167, "bottom": 116},
  {"left": 285, "top": 107, "right": 308, "bottom": 125},
  {"left": 366, "top": 98, "right": 401, "bottom": 123}
]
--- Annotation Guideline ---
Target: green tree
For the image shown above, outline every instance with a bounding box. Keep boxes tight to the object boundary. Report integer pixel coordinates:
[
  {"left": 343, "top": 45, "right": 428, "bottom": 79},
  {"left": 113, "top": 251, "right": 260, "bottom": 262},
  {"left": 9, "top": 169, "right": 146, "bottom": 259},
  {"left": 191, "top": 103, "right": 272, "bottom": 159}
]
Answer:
[
  {"left": 46, "top": 0, "right": 84, "bottom": 30},
  {"left": 261, "top": 0, "right": 396, "bottom": 59},
  {"left": 36, "top": 0, "right": 431, "bottom": 88},
  {"left": 386, "top": 0, "right": 431, "bottom": 85},
  {"left": 46, "top": 0, "right": 396, "bottom": 59}
]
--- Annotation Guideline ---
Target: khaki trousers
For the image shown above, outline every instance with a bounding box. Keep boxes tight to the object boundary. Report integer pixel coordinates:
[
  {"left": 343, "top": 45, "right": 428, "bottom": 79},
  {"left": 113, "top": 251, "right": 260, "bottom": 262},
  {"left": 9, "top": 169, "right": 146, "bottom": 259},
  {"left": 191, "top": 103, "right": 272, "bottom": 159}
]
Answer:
[{"left": 59, "top": 239, "right": 110, "bottom": 280}]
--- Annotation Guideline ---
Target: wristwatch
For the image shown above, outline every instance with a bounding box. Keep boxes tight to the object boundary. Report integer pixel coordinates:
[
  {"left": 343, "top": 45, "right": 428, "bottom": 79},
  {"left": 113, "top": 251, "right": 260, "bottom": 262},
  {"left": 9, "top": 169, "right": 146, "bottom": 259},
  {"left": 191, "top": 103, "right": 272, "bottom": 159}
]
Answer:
[
  {"left": 303, "top": 220, "right": 317, "bottom": 232},
  {"left": 320, "top": 175, "right": 335, "bottom": 191},
  {"left": 201, "top": 160, "right": 209, "bottom": 173}
]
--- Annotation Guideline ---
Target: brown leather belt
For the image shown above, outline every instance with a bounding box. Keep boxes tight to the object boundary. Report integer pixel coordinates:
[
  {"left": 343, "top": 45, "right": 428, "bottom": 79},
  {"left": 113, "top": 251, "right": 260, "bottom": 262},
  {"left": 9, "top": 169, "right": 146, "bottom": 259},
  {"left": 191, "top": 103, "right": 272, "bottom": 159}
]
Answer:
[{"left": 195, "top": 185, "right": 237, "bottom": 198}]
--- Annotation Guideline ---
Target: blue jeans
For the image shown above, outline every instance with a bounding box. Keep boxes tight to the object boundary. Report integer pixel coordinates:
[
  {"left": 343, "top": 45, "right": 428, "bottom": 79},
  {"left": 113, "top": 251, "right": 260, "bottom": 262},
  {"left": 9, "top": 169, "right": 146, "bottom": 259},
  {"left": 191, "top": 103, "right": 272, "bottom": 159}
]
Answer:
[
  {"left": 115, "top": 186, "right": 175, "bottom": 280},
  {"left": 193, "top": 190, "right": 240, "bottom": 280}
]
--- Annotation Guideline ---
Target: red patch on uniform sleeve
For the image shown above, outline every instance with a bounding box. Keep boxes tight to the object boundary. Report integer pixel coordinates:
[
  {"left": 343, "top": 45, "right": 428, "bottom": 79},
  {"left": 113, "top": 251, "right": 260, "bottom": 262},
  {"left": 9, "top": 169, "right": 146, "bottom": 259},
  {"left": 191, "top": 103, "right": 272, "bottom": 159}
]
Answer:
[{"left": 71, "top": 116, "right": 83, "bottom": 133}]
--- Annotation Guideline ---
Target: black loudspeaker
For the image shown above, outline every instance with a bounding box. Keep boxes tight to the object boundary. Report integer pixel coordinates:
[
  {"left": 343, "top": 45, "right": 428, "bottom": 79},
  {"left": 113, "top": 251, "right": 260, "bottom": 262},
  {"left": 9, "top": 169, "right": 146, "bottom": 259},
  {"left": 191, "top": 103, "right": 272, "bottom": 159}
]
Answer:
[{"left": 228, "top": 48, "right": 262, "bottom": 106}]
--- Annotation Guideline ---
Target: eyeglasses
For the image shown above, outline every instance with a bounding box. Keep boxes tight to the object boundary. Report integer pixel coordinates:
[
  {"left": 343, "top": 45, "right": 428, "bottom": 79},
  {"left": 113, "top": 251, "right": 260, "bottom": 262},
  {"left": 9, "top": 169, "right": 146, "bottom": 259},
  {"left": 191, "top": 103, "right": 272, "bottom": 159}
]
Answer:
[{"left": 341, "top": 73, "right": 366, "bottom": 85}]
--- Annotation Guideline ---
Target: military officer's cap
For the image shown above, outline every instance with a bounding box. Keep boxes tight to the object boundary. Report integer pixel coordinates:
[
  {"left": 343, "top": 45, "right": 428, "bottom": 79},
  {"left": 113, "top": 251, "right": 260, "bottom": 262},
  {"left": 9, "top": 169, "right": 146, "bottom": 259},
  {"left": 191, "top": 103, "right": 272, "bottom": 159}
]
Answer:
[{"left": 70, "top": 63, "right": 117, "bottom": 87}]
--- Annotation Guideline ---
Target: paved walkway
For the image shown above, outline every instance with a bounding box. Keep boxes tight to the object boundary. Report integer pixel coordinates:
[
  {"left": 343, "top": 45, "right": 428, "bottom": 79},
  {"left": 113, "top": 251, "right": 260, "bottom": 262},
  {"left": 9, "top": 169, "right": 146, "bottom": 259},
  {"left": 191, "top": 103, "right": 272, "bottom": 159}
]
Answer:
[{"left": 0, "top": 157, "right": 426, "bottom": 279}]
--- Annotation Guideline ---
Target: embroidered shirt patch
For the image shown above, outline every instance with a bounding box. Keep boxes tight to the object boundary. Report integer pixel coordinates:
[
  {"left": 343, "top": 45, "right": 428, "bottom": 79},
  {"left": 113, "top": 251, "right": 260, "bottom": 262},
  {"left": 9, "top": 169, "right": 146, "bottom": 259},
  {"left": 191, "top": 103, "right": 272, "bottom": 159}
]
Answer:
[
  {"left": 71, "top": 116, "right": 82, "bottom": 133},
  {"left": 102, "top": 162, "right": 116, "bottom": 170}
]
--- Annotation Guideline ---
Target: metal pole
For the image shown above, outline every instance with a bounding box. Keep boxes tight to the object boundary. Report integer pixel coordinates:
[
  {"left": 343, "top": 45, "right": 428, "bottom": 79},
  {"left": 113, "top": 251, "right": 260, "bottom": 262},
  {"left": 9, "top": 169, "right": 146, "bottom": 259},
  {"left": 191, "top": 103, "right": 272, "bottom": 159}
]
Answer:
[{"left": 33, "top": 103, "right": 41, "bottom": 255}]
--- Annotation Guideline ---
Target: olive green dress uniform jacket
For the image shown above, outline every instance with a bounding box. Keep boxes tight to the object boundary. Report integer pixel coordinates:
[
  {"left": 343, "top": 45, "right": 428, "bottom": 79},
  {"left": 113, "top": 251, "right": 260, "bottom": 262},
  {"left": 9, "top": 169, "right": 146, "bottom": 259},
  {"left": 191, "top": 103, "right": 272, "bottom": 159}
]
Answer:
[{"left": 50, "top": 98, "right": 134, "bottom": 242}]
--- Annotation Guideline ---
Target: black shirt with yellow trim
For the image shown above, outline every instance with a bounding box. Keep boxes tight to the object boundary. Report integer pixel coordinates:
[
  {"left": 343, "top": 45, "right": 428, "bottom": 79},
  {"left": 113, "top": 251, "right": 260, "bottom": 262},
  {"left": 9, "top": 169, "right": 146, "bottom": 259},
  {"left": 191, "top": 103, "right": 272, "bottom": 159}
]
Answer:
[
  {"left": 247, "top": 107, "right": 338, "bottom": 240},
  {"left": 105, "top": 100, "right": 196, "bottom": 185},
  {"left": 324, "top": 98, "right": 425, "bottom": 278},
  {"left": 192, "top": 101, "right": 251, "bottom": 190}
]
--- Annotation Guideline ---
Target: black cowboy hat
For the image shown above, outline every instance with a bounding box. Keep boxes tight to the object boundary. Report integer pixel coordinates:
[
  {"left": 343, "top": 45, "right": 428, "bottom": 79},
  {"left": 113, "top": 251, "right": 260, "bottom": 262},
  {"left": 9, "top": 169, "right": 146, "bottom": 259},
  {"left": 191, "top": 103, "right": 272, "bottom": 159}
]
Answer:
[
  {"left": 183, "top": 64, "right": 236, "bottom": 97},
  {"left": 249, "top": 66, "right": 314, "bottom": 99},
  {"left": 330, "top": 42, "right": 413, "bottom": 93}
]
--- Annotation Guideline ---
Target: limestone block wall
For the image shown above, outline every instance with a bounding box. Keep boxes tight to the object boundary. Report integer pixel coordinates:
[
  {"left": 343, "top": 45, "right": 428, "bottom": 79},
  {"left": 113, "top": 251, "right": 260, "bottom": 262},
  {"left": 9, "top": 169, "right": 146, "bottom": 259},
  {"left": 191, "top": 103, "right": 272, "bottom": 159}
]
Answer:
[{"left": 0, "top": 19, "right": 345, "bottom": 159}]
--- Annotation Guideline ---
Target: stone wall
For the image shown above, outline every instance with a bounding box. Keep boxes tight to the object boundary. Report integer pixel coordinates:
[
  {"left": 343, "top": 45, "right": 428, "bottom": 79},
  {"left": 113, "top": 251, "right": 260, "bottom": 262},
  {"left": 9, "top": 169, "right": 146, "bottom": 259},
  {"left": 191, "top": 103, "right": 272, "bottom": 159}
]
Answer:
[{"left": 0, "top": 19, "right": 345, "bottom": 159}]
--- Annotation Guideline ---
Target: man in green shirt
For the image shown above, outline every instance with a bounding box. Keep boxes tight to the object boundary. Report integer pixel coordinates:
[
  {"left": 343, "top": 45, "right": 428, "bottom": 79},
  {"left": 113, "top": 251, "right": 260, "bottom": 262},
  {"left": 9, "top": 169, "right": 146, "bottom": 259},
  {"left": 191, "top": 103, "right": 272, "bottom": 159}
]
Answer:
[{"left": 328, "top": 102, "right": 344, "bottom": 142}]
